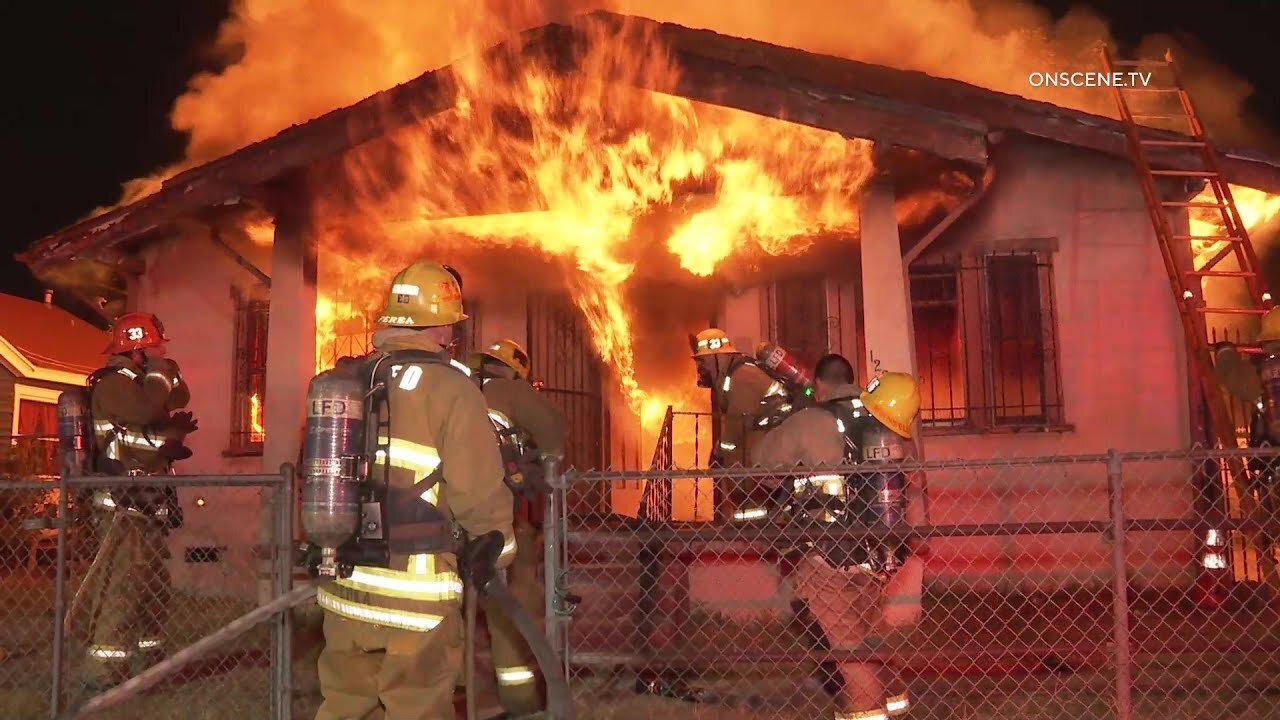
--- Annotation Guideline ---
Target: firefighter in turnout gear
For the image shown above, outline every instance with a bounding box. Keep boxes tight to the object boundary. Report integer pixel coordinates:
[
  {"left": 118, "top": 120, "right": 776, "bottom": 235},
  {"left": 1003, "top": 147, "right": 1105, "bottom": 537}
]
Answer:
[
  {"left": 81, "top": 311, "right": 196, "bottom": 690},
  {"left": 690, "top": 328, "right": 793, "bottom": 522},
  {"left": 467, "top": 337, "right": 567, "bottom": 719},
  {"left": 753, "top": 355, "right": 920, "bottom": 720},
  {"left": 1211, "top": 308, "right": 1280, "bottom": 589},
  {"left": 314, "top": 260, "right": 517, "bottom": 720}
]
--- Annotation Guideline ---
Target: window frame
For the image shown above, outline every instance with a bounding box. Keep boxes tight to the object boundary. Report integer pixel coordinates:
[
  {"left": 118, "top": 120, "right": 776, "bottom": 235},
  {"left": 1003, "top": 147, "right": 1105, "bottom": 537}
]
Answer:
[
  {"left": 909, "top": 245, "right": 1069, "bottom": 435},
  {"left": 228, "top": 287, "right": 270, "bottom": 456}
]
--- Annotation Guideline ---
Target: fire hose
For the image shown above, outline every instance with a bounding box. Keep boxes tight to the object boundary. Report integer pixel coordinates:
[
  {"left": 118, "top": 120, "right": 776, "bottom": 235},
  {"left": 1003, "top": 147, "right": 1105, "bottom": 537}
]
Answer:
[
  {"left": 59, "top": 583, "right": 318, "bottom": 719},
  {"left": 460, "top": 530, "right": 575, "bottom": 720}
]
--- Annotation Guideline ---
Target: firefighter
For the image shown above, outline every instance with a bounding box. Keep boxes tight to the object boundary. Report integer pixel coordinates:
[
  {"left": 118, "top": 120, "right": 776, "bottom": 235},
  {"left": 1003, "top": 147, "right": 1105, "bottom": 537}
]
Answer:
[
  {"left": 467, "top": 337, "right": 567, "bottom": 719},
  {"left": 753, "top": 354, "right": 920, "bottom": 720},
  {"left": 689, "top": 328, "right": 791, "bottom": 522},
  {"left": 82, "top": 311, "right": 197, "bottom": 690},
  {"left": 314, "top": 260, "right": 517, "bottom": 720}
]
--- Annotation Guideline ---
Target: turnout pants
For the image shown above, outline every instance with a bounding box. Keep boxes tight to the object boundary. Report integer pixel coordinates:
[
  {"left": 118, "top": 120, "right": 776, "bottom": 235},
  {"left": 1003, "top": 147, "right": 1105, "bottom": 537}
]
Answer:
[
  {"left": 792, "top": 553, "right": 909, "bottom": 720},
  {"left": 481, "top": 513, "right": 544, "bottom": 716},
  {"left": 316, "top": 609, "right": 464, "bottom": 720},
  {"left": 82, "top": 513, "right": 171, "bottom": 686}
]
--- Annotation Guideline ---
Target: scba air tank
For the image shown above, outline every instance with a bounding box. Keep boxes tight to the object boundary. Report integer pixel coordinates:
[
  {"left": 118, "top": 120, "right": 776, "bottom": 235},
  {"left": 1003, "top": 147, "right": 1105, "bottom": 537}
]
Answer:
[
  {"left": 301, "top": 370, "right": 366, "bottom": 577},
  {"left": 1262, "top": 347, "right": 1280, "bottom": 444},
  {"left": 56, "top": 388, "right": 93, "bottom": 476}
]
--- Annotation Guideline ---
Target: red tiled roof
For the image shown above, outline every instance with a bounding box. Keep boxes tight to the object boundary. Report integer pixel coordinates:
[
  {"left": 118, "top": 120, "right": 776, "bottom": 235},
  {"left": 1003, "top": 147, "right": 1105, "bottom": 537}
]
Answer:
[{"left": 0, "top": 294, "right": 108, "bottom": 376}]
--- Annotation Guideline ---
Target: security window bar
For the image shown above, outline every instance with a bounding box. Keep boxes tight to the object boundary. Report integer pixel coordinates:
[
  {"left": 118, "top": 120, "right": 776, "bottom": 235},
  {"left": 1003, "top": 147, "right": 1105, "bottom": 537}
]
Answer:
[
  {"left": 909, "top": 250, "right": 1065, "bottom": 432},
  {"left": 230, "top": 292, "right": 270, "bottom": 453}
]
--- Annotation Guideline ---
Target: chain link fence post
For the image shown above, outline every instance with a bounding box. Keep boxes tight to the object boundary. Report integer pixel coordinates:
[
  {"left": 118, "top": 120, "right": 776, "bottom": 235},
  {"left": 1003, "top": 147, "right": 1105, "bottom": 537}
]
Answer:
[
  {"left": 49, "top": 469, "right": 68, "bottom": 718},
  {"left": 270, "top": 463, "right": 295, "bottom": 720},
  {"left": 1106, "top": 449, "right": 1134, "bottom": 720}
]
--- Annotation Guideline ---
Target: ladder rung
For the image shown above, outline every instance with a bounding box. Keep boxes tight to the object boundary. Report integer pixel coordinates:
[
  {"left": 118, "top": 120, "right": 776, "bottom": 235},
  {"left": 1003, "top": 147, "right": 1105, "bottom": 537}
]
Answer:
[
  {"left": 1161, "top": 201, "right": 1229, "bottom": 209},
  {"left": 1141, "top": 140, "right": 1206, "bottom": 147},
  {"left": 1121, "top": 87, "right": 1182, "bottom": 93},
  {"left": 1185, "top": 270, "right": 1256, "bottom": 278},
  {"left": 1172, "top": 235, "right": 1240, "bottom": 241},
  {"left": 1150, "top": 170, "right": 1217, "bottom": 177},
  {"left": 1131, "top": 113, "right": 1190, "bottom": 120},
  {"left": 1195, "top": 307, "right": 1268, "bottom": 315}
]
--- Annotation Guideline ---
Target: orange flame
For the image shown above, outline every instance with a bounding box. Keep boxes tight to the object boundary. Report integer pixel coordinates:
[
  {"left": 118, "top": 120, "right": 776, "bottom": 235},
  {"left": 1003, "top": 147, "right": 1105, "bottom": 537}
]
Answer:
[
  {"left": 311, "top": 18, "right": 872, "bottom": 433},
  {"left": 249, "top": 393, "right": 265, "bottom": 444},
  {"left": 1189, "top": 184, "right": 1280, "bottom": 270}
]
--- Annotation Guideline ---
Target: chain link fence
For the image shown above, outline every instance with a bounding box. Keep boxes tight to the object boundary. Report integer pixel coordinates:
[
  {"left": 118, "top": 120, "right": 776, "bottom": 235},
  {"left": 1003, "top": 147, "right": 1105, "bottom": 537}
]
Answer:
[
  {"left": 4, "top": 448, "right": 1279, "bottom": 720},
  {"left": 0, "top": 469, "right": 293, "bottom": 720},
  {"left": 545, "top": 448, "right": 1280, "bottom": 720}
]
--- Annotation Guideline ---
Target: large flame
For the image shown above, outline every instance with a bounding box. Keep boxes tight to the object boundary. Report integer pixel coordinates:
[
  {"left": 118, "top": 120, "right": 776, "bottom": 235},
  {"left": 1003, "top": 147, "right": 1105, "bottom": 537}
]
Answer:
[
  {"left": 311, "top": 17, "right": 873, "bottom": 437},
  {"left": 1189, "top": 184, "right": 1280, "bottom": 269}
]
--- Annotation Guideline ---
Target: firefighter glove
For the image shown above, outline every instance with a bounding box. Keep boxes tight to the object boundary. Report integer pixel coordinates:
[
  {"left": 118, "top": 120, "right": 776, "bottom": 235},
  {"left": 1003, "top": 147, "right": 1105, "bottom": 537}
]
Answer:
[
  {"left": 169, "top": 411, "right": 199, "bottom": 434},
  {"left": 458, "top": 530, "right": 505, "bottom": 595}
]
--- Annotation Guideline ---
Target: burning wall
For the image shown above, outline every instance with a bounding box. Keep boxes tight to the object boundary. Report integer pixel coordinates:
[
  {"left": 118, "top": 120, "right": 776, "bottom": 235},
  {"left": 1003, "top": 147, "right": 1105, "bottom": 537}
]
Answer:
[{"left": 300, "top": 17, "right": 892, "bottom": 441}]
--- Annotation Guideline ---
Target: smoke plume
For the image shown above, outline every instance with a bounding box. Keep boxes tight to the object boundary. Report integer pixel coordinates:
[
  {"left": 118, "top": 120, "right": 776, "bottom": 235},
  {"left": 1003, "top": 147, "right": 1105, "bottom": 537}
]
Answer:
[{"left": 101, "top": 0, "right": 1273, "bottom": 213}]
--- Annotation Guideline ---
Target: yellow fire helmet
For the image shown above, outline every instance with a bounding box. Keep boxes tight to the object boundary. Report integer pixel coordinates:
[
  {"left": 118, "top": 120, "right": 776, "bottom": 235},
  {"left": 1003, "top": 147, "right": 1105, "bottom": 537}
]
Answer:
[
  {"left": 860, "top": 372, "right": 921, "bottom": 439},
  {"left": 480, "top": 338, "right": 531, "bottom": 379},
  {"left": 375, "top": 260, "right": 467, "bottom": 328},
  {"left": 690, "top": 328, "right": 738, "bottom": 357},
  {"left": 1257, "top": 307, "right": 1280, "bottom": 344}
]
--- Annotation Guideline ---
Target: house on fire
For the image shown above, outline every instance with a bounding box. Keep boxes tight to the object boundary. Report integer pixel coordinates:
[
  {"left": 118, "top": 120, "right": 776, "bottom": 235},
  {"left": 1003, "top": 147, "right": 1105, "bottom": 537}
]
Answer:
[{"left": 17, "top": 12, "right": 1280, "bottom": 593}]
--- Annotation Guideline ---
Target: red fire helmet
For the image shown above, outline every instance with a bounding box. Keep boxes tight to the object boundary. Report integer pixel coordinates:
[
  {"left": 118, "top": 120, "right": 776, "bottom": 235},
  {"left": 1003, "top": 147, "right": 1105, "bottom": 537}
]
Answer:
[{"left": 103, "top": 312, "right": 169, "bottom": 355}]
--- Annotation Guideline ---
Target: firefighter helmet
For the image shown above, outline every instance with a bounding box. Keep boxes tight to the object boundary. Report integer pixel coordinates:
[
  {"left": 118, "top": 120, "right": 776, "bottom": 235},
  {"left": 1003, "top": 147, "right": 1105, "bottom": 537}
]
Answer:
[
  {"left": 860, "top": 372, "right": 921, "bottom": 439},
  {"left": 690, "top": 328, "right": 738, "bottom": 357},
  {"left": 375, "top": 261, "right": 467, "bottom": 327},
  {"left": 480, "top": 338, "right": 531, "bottom": 379},
  {"left": 104, "top": 312, "right": 169, "bottom": 355},
  {"left": 1258, "top": 307, "right": 1280, "bottom": 343}
]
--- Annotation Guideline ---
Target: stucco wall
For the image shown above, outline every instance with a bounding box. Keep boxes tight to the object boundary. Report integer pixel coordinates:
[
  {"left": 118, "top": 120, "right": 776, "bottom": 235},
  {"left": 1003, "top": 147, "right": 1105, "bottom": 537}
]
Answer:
[
  {"left": 911, "top": 136, "right": 1192, "bottom": 590},
  {"left": 133, "top": 235, "right": 267, "bottom": 598}
]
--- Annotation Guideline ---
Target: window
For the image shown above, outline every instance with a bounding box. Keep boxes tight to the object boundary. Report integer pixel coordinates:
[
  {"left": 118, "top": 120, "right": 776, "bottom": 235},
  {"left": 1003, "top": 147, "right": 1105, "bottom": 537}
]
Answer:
[
  {"left": 910, "top": 250, "right": 1065, "bottom": 432},
  {"left": 11, "top": 386, "right": 60, "bottom": 477},
  {"left": 231, "top": 292, "right": 269, "bottom": 453},
  {"left": 766, "top": 274, "right": 832, "bottom": 370}
]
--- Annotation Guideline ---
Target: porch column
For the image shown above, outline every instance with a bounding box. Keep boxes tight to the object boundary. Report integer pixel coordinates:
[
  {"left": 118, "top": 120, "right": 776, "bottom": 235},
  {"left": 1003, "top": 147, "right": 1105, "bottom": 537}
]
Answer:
[
  {"left": 859, "top": 170, "right": 927, "bottom": 627},
  {"left": 255, "top": 179, "right": 318, "bottom": 604},
  {"left": 859, "top": 173, "right": 918, "bottom": 380}
]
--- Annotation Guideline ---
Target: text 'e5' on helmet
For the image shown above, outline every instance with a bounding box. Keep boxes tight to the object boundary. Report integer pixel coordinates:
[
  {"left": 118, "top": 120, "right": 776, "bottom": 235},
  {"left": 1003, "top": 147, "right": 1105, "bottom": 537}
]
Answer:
[
  {"left": 860, "top": 371, "right": 921, "bottom": 439},
  {"left": 480, "top": 338, "right": 531, "bottom": 379},
  {"left": 104, "top": 312, "right": 169, "bottom": 355},
  {"left": 376, "top": 261, "right": 467, "bottom": 328},
  {"left": 690, "top": 328, "right": 737, "bottom": 357}
]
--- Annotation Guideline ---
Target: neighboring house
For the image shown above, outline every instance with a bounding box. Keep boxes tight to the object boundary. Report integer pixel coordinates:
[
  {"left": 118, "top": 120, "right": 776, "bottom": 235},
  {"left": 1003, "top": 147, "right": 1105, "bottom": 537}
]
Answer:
[
  {"left": 0, "top": 291, "right": 106, "bottom": 477},
  {"left": 15, "top": 13, "right": 1280, "bottom": 593}
]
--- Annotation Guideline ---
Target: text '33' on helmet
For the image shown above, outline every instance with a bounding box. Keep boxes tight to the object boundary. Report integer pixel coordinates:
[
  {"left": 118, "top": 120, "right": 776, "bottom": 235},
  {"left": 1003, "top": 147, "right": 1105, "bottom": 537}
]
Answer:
[
  {"left": 690, "top": 328, "right": 738, "bottom": 357},
  {"left": 375, "top": 260, "right": 467, "bottom": 328},
  {"left": 479, "top": 338, "right": 531, "bottom": 379},
  {"left": 1257, "top": 307, "right": 1280, "bottom": 343},
  {"left": 861, "top": 372, "right": 922, "bottom": 439},
  {"left": 104, "top": 312, "right": 169, "bottom": 355}
]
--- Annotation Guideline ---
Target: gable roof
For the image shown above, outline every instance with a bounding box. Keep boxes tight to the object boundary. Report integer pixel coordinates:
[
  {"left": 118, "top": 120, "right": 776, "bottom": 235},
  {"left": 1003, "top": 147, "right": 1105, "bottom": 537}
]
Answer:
[
  {"left": 0, "top": 293, "right": 107, "bottom": 385},
  {"left": 18, "top": 11, "right": 1280, "bottom": 272}
]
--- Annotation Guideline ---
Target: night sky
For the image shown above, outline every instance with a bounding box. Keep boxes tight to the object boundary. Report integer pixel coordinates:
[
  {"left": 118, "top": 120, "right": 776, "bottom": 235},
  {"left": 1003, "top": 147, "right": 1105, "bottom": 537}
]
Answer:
[{"left": 6, "top": 0, "right": 1280, "bottom": 312}]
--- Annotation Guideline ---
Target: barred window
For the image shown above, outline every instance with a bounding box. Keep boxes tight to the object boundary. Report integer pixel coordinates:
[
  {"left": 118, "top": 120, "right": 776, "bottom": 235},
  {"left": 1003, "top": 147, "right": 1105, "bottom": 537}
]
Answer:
[
  {"left": 910, "top": 250, "right": 1065, "bottom": 432},
  {"left": 230, "top": 292, "right": 269, "bottom": 453}
]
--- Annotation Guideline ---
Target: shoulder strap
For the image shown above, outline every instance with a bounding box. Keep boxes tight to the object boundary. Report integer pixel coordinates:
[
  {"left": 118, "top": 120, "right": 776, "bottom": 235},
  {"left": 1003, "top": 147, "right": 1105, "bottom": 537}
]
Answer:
[{"left": 817, "top": 398, "right": 861, "bottom": 462}]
